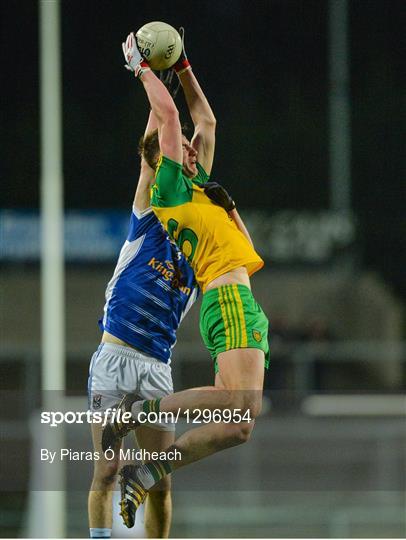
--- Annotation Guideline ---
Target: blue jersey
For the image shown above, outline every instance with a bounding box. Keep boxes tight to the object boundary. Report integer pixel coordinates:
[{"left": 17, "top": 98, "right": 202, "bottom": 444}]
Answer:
[{"left": 99, "top": 206, "right": 198, "bottom": 363}]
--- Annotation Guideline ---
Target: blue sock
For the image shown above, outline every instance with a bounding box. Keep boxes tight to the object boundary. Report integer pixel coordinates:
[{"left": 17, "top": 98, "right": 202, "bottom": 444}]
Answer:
[{"left": 89, "top": 528, "right": 111, "bottom": 538}]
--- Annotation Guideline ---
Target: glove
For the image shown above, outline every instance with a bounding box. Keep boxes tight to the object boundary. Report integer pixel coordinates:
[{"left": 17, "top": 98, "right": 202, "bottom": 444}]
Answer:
[
  {"left": 173, "top": 27, "right": 191, "bottom": 75},
  {"left": 203, "top": 182, "right": 236, "bottom": 212},
  {"left": 122, "top": 32, "right": 150, "bottom": 77},
  {"left": 159, "top": 69, "right": 181, "bottom": 99}
]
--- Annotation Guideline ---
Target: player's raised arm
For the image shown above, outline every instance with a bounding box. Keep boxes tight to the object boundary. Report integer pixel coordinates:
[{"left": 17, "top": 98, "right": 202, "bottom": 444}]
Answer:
[
  {"left": 122, "top": 32, "right": 183, "bottom": 166},
  {"left": 133, "top": 111, "right": 158, "bottom": 211},
  {"left": 133, "top": 157, "right": 155, "bottom": 211},
  {"left": 173, "top": 29, "right": 216, "bottom": 175}
]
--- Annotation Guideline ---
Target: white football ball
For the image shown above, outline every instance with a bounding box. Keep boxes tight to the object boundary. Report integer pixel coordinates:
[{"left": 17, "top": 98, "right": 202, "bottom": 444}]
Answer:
[{"left": 136, "top": 21, "right": 182, "bottom": 70}]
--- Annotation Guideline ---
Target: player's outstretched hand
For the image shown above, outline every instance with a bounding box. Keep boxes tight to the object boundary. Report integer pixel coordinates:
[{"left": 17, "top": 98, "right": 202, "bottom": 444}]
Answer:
[
  {"left": 173, "top": 27, "right": 191, "bottom": 74},
  {"left": 122, "top": 32, "right": 148, "bottom": 75},
  {"left": 203, "top": 182, "right": 236, "bottom": 212}
]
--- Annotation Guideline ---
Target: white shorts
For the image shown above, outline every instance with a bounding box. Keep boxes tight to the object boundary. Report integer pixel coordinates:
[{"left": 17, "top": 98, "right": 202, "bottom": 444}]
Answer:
[{"left": 88, "top": 342, "right": 174, "bottom": 431}]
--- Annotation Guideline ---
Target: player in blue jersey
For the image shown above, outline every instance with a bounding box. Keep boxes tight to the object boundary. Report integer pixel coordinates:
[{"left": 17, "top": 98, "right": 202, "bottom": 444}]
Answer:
[
  {"left": 87, "top": 111, "right": 198, "bottom": 539},
  {"left": 88, "top": 107, "right": 232, "bottom": 537}
]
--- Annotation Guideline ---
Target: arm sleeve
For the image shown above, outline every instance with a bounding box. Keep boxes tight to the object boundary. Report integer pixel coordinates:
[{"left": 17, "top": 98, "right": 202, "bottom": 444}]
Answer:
[{"left": 151, "top": 155, "right": 192, "bottom": 207}]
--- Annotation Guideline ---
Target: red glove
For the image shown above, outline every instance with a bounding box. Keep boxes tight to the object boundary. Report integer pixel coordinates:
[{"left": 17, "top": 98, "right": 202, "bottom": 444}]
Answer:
[{"left": 173, "top": 27, "right": 191, "bottom": 75}]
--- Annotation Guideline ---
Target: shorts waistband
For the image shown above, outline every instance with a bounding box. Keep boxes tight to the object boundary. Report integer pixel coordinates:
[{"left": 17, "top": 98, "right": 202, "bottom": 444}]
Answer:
[
  {"left": 203, "top": 283, "right": 252, "bottom": 299},
  {"left": 100, "top": 342, "right": 169, "bottom": 366}
]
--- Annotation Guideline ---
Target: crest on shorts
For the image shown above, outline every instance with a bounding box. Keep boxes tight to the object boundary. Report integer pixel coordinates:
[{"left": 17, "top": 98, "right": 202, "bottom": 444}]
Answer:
[
  {"left": 92, "top": 394, "right": 102, "bottom": 409},
  {"left": 252, "top": 330, "right": 262, "bottom": 343}
]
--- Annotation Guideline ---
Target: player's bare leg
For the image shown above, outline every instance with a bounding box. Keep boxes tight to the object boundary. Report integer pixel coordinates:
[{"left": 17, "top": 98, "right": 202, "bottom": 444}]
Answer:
[
  {"left": 216, "top": 347, "right": 265, "bottom": 395},
  {"left": 88, "top": 423, "right": 121, "bottom": 534},
  {"left": 118, "top": 349, "right": 265, "bottom": 526},
  {"left": 118, "top": 349, "right": 264, "bottom": 468},
  {"left": 161, "top": 348, "right": 264, "bottom": 467},
  {"left": 135, "top": 425, "right": 174, "bottom": 538},
  {"left": 138, "top": 348, "right": 264, "bottom": 417},
  {"left": 102, "top": 385, "right": 245, "bottom": 453}
]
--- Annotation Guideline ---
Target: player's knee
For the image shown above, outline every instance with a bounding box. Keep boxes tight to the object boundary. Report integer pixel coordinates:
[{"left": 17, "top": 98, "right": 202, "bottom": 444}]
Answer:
[
  {"left": 227, "top": 421, "right": 255, "bottom": 446},
  {"left": 227, "top": 391, "right": 262, "bottom": 420},
  {"left": 93, "top": 460, "right": 119, "bottom": 487},
  {"left": 245, "top": 396, "right": 262, "bottom": 419},
  {"left": 235, "top": 422, "right": 255, "bottom": 444}
]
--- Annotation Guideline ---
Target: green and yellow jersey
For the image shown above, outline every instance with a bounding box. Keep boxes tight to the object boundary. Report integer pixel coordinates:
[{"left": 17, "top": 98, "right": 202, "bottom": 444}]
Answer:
[{"left": 151, "top": 155, "right": 264, "bottom": 292}]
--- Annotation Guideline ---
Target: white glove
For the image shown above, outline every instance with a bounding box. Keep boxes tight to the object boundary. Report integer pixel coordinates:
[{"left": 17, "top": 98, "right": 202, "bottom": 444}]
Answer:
[{"left": 122, "top": 32, "right": 145, "bottom": 74}]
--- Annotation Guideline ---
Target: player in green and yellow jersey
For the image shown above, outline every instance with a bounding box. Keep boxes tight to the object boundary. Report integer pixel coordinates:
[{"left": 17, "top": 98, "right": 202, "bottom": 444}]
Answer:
[
  {"left": 150, "top": 154, "right": 264, "bottom": 291},
  {"left": 103, "top": 30, "right": 270, "bottom": 528}
]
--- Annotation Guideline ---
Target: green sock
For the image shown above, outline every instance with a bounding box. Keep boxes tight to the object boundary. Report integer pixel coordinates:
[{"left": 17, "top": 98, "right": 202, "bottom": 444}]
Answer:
[{"left": 142, "top": 398, "right": 162, "bottom": 414}]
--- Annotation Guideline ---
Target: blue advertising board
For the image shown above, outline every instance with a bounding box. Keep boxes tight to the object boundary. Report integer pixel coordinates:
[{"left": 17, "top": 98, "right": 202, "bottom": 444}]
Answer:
[
  {"left": 0, "top": 210, "right": 130, "bottom": 262},
  {"left": 0, "top": 209, "right": 356, "bottom": 264}
]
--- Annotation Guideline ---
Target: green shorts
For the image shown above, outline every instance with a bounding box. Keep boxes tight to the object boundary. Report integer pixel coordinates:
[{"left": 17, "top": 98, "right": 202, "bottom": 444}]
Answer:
[{"left": 199, "top": 284, "right": 270, "bottom": 372}]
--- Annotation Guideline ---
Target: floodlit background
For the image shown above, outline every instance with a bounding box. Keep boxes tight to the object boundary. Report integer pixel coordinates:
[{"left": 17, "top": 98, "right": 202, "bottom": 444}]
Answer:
[{"left": 1, "top": 0, "right": 405, "bottom": 538}]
